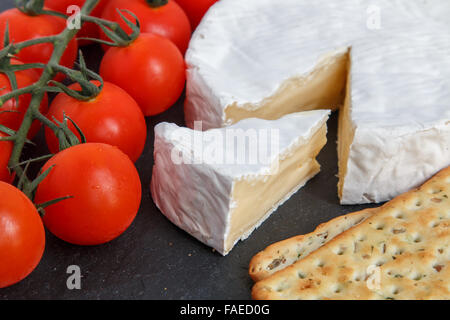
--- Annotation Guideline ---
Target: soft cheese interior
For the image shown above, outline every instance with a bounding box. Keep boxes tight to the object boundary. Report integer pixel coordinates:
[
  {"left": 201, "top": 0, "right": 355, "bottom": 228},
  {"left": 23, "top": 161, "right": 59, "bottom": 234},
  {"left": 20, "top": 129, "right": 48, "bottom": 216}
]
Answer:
[
  {"left": 151, "top": 111, "right": 330, "bottom": 255},
  {"left": 223, "top": 52, "right": 348, "bottom": 126},
  {"left": 226, "top": 125, "right": 326, "bottom": 253}
]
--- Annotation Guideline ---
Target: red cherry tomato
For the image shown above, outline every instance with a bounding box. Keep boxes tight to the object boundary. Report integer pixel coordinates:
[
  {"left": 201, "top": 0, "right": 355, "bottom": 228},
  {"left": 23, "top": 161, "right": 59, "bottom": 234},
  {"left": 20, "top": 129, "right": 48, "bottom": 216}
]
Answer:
[
  {"left": 45, "top": 0, "right": 109, "bottom": 46},
  {"left": 0, "top": 182, "right": 45, "bottom": 289},
  {"left": 45, "top": 81, "right": 147, "bottom": 162},
  {"left": 100, "top": 33, "right": 186, "bottom": 116},
  {"left": 101, "top": 0, "right": 191, "bottom": 54},
  {"left": 174, "top": 0, "right": 218, "bottom": 29},
  {"left": 0, "top": 8, "right": 78, "bottom": 82},
  {"left": 0, "top": 60, "right": 49, "bottom": 140},
  {"left": 0, "top": 132, "right": 13, "bottom": 183},
  {"left": 34, "top": 143, "right": 142, "bottom": 246}
]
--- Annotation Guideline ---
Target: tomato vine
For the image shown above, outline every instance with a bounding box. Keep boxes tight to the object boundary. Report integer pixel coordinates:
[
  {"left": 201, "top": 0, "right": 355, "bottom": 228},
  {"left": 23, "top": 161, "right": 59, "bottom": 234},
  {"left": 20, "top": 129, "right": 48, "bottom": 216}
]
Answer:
[{"left": 0, "top": 0, "right": 140, "bottom": 202}]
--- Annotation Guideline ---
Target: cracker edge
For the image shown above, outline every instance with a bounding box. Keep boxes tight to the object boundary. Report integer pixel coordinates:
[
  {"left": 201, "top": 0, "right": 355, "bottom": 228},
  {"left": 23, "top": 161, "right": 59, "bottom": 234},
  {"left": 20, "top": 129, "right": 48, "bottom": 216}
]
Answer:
[{"left": 251, "top": 166, "right": 450, "bottom": 300}]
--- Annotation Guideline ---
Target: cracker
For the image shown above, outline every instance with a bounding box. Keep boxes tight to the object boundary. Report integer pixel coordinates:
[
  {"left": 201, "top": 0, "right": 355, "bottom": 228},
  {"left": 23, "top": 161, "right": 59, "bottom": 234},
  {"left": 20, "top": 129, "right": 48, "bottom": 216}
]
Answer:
[
  {"left": 249, "top": 209, "right": 376, "bottom": 282},
  {"left": 252, "top": 166, "right": 450, "bottom": 300}
]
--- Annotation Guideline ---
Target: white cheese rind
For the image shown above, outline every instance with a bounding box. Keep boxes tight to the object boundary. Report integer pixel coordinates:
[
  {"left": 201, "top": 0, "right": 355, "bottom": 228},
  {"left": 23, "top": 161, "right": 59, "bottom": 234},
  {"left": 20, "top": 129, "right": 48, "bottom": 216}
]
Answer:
[
  {"left": 342, "top": 124, "right": 450, "bottom": 204},
  {"left": 185, "top": 0, "right": 450, "bottom": 204},
  {"left": 151, "top": 111, "right": 330, "bottom": 255},
  {"left": 151, "top": 134, "right": 233, "bottom": 253}
]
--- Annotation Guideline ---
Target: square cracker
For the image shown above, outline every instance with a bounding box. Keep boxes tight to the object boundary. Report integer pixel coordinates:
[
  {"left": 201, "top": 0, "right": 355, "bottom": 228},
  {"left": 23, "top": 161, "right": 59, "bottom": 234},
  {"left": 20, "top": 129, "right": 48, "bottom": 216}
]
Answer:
[{"left": 252, "top": 166, "right": 450, "bottom": 300}]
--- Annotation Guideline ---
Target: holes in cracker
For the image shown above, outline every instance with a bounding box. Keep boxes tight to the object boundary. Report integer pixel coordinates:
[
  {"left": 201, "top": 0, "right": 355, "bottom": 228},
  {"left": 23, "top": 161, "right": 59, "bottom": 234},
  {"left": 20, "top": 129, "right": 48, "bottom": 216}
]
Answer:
[
  {"left": 393, "top": 247, "right": 405, "bottom": 256},
  {"left": 376, "top": 259, "right": 386, "bottom": 267},
  {"left": 375, "top": 223, "right": 385, "bottom": 231},
  {"left": 334, "top": 246, "right": 347, "bottom": 256},
  {"left": 413, "top": 234, "right": 422, "bottom": 243},
  {"left": 316, "top": 260, "right": 325, "bottom": 268},
  {"left": 411, "top": 273, "right": 423, "bottom": 281},
  {"left": 333, "top": 284, "right": 343, "bottom": 294},
  {"left": 357, "top": 234, "right": 366, "bottom": 242},
  {"left": 391, "top": 286, "right": 401, "bottom": 295},
  {"left": 437, "top": 212, "right": 448, "bottom": 220},
  {"left": 406, "top": 199, "right": 423, "bottom": 210},
  {"left": 393, "top": 211, "right": 405, "bottom": 220},
  {"left": 297, "top": 271, "right": 306, "bottom": 279},
  {"left": 429, "top": 188, "right": 443, "bottom": 195},
  {"left": 430, "top": 221, "right": 440, "bottom": 228},
  {"left": 353, "top": 273, "right": 362, "bottom": 282},
  {"left": 275, "top": 281, "right": 291, "bottom": 292}
]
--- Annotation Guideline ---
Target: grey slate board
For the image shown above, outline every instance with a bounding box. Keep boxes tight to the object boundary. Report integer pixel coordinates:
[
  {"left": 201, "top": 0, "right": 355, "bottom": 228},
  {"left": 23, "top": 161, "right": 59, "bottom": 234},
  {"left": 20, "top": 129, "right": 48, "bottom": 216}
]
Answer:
[{"left": 0, "top": 0, "right": 375, "bottom": 299}]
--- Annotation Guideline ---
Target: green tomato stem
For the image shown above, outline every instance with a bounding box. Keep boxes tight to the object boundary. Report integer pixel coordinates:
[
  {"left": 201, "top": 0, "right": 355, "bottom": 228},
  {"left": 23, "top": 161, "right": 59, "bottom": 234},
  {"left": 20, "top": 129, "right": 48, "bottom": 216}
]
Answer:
[
  {"left": 0, "top": 0, "right": 141, "bottom": 200},
  {"left": 80, "top": 10, "right": 141, "bottom": 47},
  {"left": 0, "top": 83, "right": 37, "bottom": 105},
  {"left": 5, "top": 0, "right": 101, "bottom": 199}
]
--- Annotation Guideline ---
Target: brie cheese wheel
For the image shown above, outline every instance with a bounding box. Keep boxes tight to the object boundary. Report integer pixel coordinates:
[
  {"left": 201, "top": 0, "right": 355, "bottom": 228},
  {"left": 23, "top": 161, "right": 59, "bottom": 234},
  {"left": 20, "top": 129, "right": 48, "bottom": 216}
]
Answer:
[
  {"left": 151, "top": 110, "right": 330, "bottom": 255},
  {"left": 185, "top": 0, "right": 450, "bottom": 204}
]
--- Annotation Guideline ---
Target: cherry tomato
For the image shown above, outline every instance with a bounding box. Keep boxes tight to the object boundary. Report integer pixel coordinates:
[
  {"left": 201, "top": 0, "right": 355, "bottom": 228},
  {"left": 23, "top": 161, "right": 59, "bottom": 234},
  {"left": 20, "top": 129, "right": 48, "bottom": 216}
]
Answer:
[
  {"left": 174, "top": 0, "right": 218, "bottom": 29},
  {"left": 0, "top": 132, "right": 13, "bottom": 183},
  {"left": 0, "top": 59, "right": 49, "bottom": 140},
  {"left": 34, "top": 143, "right": 142, "bottom": 246},
  {"left": 100, "top": 33, "right": 185, "bottom": 116},
  {"left": 45, "top": 0, "right": 109, "bottom": 46},
  {"left": 0, "top": 182, "right": 45, "bottom": 289},
  {"left": 0, "top": 8, "right": 78, "bottom": 82},
  {"left": 45, "top": 81, "right": 147, "bottom": 162},
  {"left": 101, "top": 0, "right": 191, "bottom": 54}
]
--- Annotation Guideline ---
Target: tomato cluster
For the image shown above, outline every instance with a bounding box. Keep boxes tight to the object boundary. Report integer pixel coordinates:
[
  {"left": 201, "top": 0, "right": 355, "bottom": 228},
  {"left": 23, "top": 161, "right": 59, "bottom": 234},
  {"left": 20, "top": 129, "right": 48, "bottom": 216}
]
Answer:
[{"left": 0, "top": 0, "right": 218, "bottom": 288}]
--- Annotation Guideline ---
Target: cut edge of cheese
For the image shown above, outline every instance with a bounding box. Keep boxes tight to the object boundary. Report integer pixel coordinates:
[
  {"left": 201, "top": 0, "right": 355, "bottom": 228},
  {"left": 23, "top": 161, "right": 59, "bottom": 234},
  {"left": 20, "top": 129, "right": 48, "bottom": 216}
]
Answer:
[
  {"left": 337, "top": 52, "right": 354, "bottom": 200},
  {"left": 225, "top": 125, "right": 327, "bottom": 254},
  {"left": 222, "top": 50, "right": 348, "bottom": 127},
  {"left": 151, "top": 111, "right": 330, "bottom": 255}
]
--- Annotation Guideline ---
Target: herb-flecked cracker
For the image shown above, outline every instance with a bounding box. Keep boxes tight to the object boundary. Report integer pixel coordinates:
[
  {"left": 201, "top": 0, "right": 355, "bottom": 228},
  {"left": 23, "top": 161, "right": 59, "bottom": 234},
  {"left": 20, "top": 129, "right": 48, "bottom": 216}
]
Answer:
[
  {"left": 249, "top": 209, "right": 376, "bottom": 282},
  {"left": 252, "top": 166, "right": 450, "bottom": 300}
]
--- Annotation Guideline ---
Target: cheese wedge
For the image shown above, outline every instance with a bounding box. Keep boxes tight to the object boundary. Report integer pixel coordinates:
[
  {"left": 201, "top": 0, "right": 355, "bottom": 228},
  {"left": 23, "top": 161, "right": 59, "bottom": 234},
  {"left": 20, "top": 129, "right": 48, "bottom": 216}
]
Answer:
[
  {"left": 151, "top": 110, "right": 330, "bottom": 255},
  {"left": 185, "top": 0, "right": 450, "bottom": 204}
]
